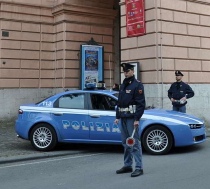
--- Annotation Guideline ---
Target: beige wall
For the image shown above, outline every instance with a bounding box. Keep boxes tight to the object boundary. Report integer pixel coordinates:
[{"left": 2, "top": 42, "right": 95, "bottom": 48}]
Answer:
[
  {"left": 120, "top": 0, "right": 210, "bottom": 126},
  {"left": 120, "top": 0, "right": 210, "bottom": 84},
  {"left": 0, "top": 0, "right": 118, "bottom": 89},
  {"left": 1, "top": 0, "right": 210, "bottom": 125}
]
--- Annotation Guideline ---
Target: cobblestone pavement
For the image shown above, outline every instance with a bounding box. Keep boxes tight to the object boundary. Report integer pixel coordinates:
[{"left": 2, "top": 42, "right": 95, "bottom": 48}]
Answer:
[
  {"left": 0, "top": 121, "right": 39, "bottom": 158},
  {"left": 0, "top": 121, "right": 89, "bottom": 164}
]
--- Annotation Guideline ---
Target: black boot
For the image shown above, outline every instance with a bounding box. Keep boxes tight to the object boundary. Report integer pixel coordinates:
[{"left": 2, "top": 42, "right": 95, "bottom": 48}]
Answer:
[
  {"left": 131, "top": 169, "right": 143, "bottom": 177},
  {"left": 116, "top": 167, "right": 133, "bottom": 174}
]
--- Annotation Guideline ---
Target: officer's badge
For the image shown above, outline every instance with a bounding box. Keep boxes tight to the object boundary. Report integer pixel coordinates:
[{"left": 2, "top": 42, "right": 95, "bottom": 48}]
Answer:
[
  {"left": 126, "top": 90, "right": 131, "bottom": 93},
  {"left": 138, "top": 90, "right": 143, "bottom": 94}
]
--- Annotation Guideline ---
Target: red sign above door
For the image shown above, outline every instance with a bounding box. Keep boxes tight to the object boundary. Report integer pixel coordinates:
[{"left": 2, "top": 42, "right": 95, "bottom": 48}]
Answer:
[{"left": 126, "top": 0, "right": 145, "bottom": 37}]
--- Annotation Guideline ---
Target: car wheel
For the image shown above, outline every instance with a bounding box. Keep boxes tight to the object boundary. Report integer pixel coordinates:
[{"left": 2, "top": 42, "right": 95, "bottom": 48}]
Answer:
[
  {"left": 30, "top": 123, "right": 57, "bottom": 151},
  {"left": 142, "top": 125, "right": 173, "bottom": 155}
]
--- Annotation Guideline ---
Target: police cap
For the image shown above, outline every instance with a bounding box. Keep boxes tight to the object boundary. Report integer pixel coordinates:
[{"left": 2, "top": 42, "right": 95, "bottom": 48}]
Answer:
[
  {"left": 121, "top": 63, "right": 135, "bottom": 72},
  {"left": 175, "top": 70, "right": 184, "bottom": 76}
]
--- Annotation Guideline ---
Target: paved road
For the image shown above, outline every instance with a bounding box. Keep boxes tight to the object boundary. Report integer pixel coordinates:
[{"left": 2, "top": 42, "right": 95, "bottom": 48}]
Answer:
[{"left": 0, "top": 140, "right": 210, "bottom": 189}]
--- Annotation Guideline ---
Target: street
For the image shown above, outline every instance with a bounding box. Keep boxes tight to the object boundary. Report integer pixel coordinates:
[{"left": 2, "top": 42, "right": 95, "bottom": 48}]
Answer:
[{"left": 0, "top": 139, "right": 209, "bottom": 189}]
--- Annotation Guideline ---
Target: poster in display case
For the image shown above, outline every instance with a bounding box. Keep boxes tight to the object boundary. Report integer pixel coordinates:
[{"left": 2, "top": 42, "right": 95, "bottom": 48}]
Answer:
[{"left": 80, "top": 44, "right": 104, "bottom": 89}]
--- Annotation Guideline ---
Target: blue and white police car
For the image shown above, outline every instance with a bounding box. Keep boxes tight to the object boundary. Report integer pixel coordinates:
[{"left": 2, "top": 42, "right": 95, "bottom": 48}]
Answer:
[{"left": 15, "top": 88, "right": 206, "bottom": 155}]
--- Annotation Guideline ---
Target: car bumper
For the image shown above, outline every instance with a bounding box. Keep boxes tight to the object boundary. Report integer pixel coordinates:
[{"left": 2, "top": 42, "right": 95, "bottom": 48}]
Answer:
[
  {"left": 174, "top": 126, "right": 206, "bottom": 147},
  {"left": 15, "top": 120, "right": 32, "bottom": 140}
]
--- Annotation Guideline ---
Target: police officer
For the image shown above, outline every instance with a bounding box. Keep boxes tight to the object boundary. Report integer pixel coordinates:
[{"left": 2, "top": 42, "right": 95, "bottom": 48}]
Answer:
[
  {"left": 168, "top": 70, "right": 194, "bottom": 113},
  {"left": 114, "top": 63, "right": 145, "bottom": 177}
]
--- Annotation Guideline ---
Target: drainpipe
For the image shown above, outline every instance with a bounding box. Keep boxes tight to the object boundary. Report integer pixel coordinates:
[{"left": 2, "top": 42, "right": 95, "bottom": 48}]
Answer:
[
  {"left": 63, "top": 23, "right": 66, "bottom": 91},
  {"left": 160, "top": 0, "right": 164, "bottom": 109},
  {"left": 155, "top": 0, "right": 164, "bottom": 108},
  {"left": 119, "top": 1, "right": 123, "bottom": 84},
  {"left": 54, "top": 20, "right": 57, "bottom": 94}
]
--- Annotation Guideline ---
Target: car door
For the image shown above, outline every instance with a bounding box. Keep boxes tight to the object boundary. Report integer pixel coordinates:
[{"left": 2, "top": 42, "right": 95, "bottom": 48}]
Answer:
[
  {"left": 88, "top": 93, "right": 121, "bottom": 142},
  {"left": 52, "top": 92, "right": 90, "bottom": 140}
]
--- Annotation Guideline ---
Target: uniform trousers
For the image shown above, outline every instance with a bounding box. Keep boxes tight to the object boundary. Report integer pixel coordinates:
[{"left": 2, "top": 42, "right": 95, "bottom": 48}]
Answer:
[
  {"left": 120, "top": 117, "right": 143, "bottom": 170},
  {"left": 173, "top": 105, "right": 186, "bottom": 113}
]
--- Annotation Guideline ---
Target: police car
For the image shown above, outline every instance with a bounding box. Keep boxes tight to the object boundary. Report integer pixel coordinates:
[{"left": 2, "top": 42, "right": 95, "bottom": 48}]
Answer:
[{"left": 15, "top": 89, "right": 206, "bottom": 155}]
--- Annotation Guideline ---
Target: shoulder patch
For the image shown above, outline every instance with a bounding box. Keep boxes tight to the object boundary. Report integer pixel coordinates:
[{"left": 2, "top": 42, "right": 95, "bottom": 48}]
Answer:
[{"left": 138, "top": 90, "right": 143, "bottom": 94}]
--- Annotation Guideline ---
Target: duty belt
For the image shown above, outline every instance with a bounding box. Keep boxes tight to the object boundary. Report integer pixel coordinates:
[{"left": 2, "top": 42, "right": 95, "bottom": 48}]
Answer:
[
  {"left": 119, "top": 105, "right": 136, "bottom": 113},
  {"left": 119, "top": 108, "right": 129, "bottom": 112},
  {"left": 174, "top": 99, "right": 186, "bottom": 104}
]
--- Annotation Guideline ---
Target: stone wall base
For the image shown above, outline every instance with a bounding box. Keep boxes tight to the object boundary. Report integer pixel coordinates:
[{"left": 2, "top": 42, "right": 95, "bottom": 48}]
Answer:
[
  {"left": 1, "top": 85, "right": 209, "bottom": 128},
  {"left": 0, "top": 88, "right": 64, "bottom": 120}
]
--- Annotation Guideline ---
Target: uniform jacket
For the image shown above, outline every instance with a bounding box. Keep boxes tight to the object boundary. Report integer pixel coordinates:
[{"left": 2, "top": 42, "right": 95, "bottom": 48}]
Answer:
[
  {"left": 116, "top": 75, "right": 145, "bottom": 121},
  {"left": 168, "top": 81, "right": 194, "bottom": 107}
]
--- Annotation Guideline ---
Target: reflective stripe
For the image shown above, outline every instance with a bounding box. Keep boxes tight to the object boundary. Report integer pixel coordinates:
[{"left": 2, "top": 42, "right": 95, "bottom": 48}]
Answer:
[{"left": 119, "top": 108, "right": 129, "bottom": 112}]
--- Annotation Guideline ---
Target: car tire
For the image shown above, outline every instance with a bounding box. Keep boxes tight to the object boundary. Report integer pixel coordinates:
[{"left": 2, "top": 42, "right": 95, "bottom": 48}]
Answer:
[
  {"left": 142, "top": 125, "right": 173, "bottom": 155},
  {"left": 30, "top": 123, "right": 57, "bottom": 151}
]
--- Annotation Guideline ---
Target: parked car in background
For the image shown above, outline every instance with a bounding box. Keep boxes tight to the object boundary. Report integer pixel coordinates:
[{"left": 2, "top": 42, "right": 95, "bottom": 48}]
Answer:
[{"left": 15, "top": 88, "right": 206, "bottom": 155}]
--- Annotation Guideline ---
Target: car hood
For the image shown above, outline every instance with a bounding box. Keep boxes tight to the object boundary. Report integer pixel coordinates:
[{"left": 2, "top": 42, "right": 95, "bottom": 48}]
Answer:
[{"left": 144, "top": 108, "right": 204, "bottom": 124}]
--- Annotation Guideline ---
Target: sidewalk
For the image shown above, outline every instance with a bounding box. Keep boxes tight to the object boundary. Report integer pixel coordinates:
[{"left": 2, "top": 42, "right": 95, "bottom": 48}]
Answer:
[
  {"left": 0, "top": 121, "right": 84, "bottom": 164},
  {"left": 0, "top": 121, "right": 209, "bottom": 164}
]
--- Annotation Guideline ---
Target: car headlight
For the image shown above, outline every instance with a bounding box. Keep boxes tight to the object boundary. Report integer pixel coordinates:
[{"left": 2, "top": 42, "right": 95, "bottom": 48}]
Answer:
[{"left": 189, "top": 124, "right": 203, "bottom": 129}]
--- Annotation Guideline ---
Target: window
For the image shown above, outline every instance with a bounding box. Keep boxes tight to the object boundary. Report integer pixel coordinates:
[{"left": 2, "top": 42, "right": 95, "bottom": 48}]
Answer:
[
  {"left": 91, "top": 94, "right": 117, "bottom": 111},
  {"left": 54, "top": 93, "right": 85, "bottom": 109}
]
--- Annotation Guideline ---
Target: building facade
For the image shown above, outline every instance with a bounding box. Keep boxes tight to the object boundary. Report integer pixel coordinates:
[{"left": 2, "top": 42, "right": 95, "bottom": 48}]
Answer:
[
  {"left": 120, "top": 0, "right": 210, "bottom": 125},
  {"left": 0, "top": 0, "right": 119, "bottom": 119},
  {"left": 1, "top": 0, "right": 210, "bottom": 126}
]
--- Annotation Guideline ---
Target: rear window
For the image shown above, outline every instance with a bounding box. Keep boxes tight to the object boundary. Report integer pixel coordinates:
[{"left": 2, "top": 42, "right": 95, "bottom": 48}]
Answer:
[
  {"left": 54, "top": 93, "right": 85, "bottom": 109},
  {"left": 35, "top": 95, "right": 53, "bottom": 105}
]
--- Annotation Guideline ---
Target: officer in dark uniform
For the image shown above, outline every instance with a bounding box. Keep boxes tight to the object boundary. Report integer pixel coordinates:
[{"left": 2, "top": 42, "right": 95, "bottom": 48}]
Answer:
[
  {"left": 168, "top": 70, "right": 194, "bottom": 113},
  {"left": 114, "top": 63, "right": 145, "bottom": 177}
]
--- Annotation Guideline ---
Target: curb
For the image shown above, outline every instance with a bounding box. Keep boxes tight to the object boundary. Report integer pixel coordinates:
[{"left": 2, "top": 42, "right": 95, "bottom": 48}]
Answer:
[{"left": 0, "top": 150, "right": 82, "bottom": 164}]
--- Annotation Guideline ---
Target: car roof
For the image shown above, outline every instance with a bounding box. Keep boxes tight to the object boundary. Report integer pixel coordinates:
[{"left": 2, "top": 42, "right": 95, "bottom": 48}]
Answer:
[
  {"left": 47, "top": 89, "right": 118, "bottom": 100},
  {"left": 62, "top": 89, "right": 117, "bottom": 95}
]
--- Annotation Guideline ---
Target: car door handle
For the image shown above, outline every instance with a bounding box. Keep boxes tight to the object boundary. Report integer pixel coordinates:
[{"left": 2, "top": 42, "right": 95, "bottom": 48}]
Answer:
[
  {"left": 90, "top": 114, "right": 100, "bottom": 118},
  {"left": 53, "top": 112, "right": 63, "bottom": 116}
]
